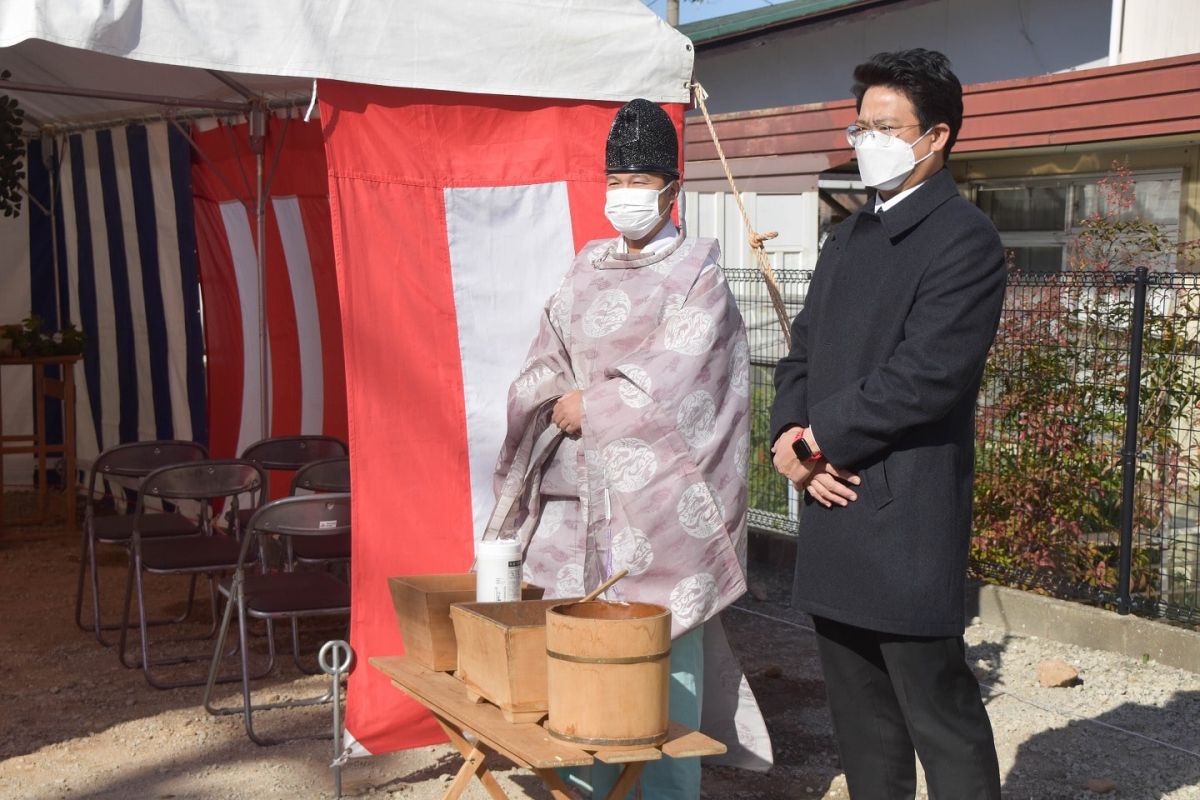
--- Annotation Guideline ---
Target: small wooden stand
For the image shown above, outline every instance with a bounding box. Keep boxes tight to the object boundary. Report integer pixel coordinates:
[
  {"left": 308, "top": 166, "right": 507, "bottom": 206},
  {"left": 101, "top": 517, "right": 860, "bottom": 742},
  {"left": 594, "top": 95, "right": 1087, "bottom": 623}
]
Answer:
[
  {"left": 0, "top": 355, "right": 81, "bottom": 532},
  {"left": 371, "top": 655, "right": 726, "bottom": 800}
]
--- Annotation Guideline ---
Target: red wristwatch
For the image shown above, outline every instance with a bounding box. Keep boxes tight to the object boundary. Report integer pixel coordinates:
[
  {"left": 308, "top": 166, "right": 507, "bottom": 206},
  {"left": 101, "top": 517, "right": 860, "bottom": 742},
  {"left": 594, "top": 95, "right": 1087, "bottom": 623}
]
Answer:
[{"left": 791, "top": 428, "right": 822, "bottom": 462}]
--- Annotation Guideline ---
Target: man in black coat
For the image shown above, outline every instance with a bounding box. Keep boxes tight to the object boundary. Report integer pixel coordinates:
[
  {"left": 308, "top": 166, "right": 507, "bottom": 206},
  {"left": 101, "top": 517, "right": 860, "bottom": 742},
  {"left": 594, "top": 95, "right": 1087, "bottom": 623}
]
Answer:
[{"left": 771, "top": 49, "right": 1006, "bottom": 798}]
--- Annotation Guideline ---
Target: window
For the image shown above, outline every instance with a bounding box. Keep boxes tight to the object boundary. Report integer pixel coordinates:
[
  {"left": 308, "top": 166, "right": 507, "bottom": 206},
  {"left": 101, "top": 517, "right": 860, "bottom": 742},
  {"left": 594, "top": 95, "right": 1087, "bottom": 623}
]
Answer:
[{"left": 971, "top": 170, "right": 1182, "bottom": 273}]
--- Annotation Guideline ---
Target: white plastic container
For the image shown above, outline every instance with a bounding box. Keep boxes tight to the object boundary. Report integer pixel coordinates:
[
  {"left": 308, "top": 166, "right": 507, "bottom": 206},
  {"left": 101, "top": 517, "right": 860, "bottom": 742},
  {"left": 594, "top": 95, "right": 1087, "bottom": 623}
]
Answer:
[{"left": 475, "top": 538, "right": 522, "bottom": 602}]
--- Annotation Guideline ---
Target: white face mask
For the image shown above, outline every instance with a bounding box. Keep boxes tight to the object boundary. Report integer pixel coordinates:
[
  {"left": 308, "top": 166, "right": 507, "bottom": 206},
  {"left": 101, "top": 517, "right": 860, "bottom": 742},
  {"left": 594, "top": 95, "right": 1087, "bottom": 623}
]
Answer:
[
  {"left": 604, "top": 183, "right": 673, "bottom": 240},
  {"left": 854, "top": 129, "right": 934, "bottom": 191}
]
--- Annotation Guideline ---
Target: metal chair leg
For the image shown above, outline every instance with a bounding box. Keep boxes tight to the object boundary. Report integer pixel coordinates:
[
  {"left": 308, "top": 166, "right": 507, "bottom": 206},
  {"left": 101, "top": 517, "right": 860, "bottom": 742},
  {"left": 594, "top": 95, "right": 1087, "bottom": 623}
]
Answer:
[{"left": 80, "top": 538, "right": 200, "bottom": 648}]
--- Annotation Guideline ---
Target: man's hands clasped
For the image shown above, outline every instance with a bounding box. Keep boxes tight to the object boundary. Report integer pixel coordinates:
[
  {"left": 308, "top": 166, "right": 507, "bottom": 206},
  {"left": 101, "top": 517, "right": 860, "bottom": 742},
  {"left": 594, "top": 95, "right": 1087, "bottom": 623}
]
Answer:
[{"left": 771, "top": 428, "right": 861, "bottom": 508}]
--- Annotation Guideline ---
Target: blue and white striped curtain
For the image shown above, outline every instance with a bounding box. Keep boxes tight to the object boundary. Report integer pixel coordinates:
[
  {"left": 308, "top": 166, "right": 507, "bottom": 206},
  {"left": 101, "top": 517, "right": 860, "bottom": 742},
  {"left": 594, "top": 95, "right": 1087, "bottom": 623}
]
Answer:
[{"left": 0, "top": 121, "right": 207, "bottom": 484}]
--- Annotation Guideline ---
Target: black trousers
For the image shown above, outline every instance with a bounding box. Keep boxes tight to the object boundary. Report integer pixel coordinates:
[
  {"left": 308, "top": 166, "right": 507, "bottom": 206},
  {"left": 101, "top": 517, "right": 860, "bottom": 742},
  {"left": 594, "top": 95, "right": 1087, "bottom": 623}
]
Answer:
[{"left": 812, "top": 616, "right": 1001, "bottom": 800}]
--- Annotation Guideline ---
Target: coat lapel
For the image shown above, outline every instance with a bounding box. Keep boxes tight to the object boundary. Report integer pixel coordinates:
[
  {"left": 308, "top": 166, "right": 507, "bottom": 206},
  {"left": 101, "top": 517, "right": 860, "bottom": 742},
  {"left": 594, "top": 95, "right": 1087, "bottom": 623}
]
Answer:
[{"left": 876, "top": 167, "right": 961, "bottom": 241}]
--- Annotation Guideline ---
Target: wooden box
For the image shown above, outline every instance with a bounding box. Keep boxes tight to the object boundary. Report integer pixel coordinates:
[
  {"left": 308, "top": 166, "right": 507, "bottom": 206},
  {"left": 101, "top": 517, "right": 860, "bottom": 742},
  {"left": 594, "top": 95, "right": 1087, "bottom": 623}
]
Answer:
[
  {"left": 388, "top": 574, "right": 544, "bottom": 672},
  {"left": 449, "top": 598, "right": 572, "bottom": 724}
]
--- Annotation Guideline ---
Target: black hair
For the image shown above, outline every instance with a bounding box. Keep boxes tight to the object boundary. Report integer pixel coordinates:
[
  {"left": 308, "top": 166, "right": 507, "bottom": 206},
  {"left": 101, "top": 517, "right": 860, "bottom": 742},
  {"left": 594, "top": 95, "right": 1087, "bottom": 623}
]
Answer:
[{"left": 851, "top": 48, "right": 963, "bottom": 158}]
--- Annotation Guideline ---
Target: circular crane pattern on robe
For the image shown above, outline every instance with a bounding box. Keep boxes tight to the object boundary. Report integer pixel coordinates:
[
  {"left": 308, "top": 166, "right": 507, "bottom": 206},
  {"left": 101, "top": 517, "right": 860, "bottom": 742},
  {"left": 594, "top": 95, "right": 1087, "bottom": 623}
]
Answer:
[
  {"left": 677, "top": 482, "right": 725, "bottom": 539},
  {"left": 611, "top": 526, "right": 655, "bottom": 575},
  {"left": 582, "top": 289, "right": 632, "bottom": 338},
  {"left": 730, "top": 339, "right": 750, "bottom": 397},
  {"left": 677, "top": 389, "right": 717, "bottom": 450},
  {"left": 617, "top": 363, "right": 653, "bottom": 408},
  {"left": 556, "top": 562, "right": 586, "bottom": 597},
  {"left": 670, "top": 573, "right": 718, "bottom": 628},
  {"left": 665, "top": 307, "right": 717, "bottom": 355},
  {"left": 735, "top": 433, "right": 750, "bottom": 480},
  {"left": 601, "top": 437, "right": 657, "bottom": 492}
]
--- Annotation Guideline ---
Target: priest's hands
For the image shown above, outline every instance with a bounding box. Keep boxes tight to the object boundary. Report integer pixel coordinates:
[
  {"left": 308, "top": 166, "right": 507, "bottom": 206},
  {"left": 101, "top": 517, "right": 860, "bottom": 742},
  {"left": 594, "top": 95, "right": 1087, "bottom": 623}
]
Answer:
[
  {"left": 771, "top": 428, "right": 861, "bottom": 508},
  {"left": 552, "top": 391, "right": 583, "bottom": 435}
]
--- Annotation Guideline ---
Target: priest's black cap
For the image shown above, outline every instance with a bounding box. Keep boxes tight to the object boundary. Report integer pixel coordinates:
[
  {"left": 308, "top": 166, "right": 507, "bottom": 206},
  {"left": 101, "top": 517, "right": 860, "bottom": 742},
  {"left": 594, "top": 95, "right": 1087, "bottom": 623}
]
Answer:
[{"left": 605, "top": 98, "right": 679, "bottom": 178}]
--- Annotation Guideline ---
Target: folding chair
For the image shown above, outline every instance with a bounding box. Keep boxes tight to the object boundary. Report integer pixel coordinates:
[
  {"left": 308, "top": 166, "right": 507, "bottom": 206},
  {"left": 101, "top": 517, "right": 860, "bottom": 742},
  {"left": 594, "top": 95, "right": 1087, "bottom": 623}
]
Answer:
[
  {"left": 203, "top": 493, "right": 351, "bottom": 745},
  {"left": 235, "top": 435, "right": 349, "bottom": 531},
  {"left": 287, "top": 456, "right": 351, "bottom": 568},
  {"left": 74, "top": 440, "right": 209, "bottom": 646},
  {"left": 118, "top": 459, "right": 266, "bottom": 689}
]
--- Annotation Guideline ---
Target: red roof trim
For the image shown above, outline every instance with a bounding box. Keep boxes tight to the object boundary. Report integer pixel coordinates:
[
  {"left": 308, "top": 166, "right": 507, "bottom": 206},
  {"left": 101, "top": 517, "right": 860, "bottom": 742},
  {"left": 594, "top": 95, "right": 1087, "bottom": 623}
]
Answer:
[{"left": 685, "top": 53, "right": 1200, "bottom": 176}]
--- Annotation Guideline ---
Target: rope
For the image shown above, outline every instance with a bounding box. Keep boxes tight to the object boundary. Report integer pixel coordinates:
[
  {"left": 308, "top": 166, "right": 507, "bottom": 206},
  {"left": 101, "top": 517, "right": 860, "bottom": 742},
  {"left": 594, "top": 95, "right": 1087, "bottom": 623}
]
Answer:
[
  {"left": 725, "top": 603, "right": 1200, "bottom": 761},
  {"left": 691, "top": 82, "right": 792, "bottom": 348}
]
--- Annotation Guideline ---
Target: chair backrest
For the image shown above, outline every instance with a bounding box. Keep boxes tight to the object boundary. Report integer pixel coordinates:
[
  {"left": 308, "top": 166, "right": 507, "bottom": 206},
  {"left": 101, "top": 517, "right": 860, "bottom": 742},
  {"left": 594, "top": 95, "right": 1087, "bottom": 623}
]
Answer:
[
  {"left": 237, "top": 493, "right": 352, "bottom": 570},
  {"left": 88, "top": 440, "right": 210, "bottom": 496},
  {"left": 137, "top": 460, "right": 265, "bottom": 508},
  {"left": 240, "top": 436, "right": 349, "bottom": 471},
  {"left": 246, "top": 493, "right": 352, "bottom": 539},
  {"left": 290, "top": 456, "right": 351, "bottom": 494}
]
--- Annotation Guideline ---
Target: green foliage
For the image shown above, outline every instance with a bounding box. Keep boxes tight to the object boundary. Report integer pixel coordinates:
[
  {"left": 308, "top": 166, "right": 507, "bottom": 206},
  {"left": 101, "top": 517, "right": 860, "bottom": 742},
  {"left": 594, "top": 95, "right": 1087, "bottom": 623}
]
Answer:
[
  {"left": 971, "top": 161, "right": 1200, "bottom": 599},
  {"left": 0, "top": 69, "right": 26, "bottom": 219},
  {"left": 1, "top": 314, "right": 87, "bottom": 357},
  {"left": 749, "top": 368, "right": 789, "bottom": 517}
]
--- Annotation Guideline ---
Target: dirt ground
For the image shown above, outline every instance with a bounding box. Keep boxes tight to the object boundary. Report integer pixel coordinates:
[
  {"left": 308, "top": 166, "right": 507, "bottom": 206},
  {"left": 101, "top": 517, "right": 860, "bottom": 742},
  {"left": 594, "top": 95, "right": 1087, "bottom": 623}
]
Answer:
[{"left": 4, "top": 492, "right": 1200, "bottom": 799}]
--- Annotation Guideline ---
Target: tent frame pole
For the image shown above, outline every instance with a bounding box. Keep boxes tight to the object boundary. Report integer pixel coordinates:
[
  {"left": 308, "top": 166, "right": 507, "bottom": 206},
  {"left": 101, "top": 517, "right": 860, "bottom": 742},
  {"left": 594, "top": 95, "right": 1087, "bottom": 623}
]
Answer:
[
  {"left": 250, "top": 105, "right": 269, "bottom": 439},
  {"left": 3, "top": 80, "right": 251, "bottom": 113}
]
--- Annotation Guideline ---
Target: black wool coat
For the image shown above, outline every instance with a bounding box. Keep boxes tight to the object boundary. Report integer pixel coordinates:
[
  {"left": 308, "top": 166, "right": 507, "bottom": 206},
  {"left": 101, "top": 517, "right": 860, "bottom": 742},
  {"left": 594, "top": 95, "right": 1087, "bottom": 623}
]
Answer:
[{"left": 771, "top": 167, "right": 1006, "bottom": 637}]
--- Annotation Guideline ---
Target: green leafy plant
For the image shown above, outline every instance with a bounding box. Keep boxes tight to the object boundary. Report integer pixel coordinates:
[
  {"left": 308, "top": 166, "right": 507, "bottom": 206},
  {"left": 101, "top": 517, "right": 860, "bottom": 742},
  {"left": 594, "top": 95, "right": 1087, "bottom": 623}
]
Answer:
[
  {"left": 0, "top": 315, "right": 87, "bottom": 356},
  {"left": 971, "top": 161, "right": 1200, "bottom": 604},
  {"left": 749, "top": 372, "right": 789, "bottom": 518},
  {"left": 0, "top": 69, "right": 26, "bottom": 218}
]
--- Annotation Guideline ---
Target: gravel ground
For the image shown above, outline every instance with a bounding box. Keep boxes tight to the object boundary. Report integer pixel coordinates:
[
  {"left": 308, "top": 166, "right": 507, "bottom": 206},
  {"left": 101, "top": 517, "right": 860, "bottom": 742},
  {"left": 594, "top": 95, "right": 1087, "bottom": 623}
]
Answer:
[{"left": 3, "top": 495, "right": 1200, "bottom": 799}]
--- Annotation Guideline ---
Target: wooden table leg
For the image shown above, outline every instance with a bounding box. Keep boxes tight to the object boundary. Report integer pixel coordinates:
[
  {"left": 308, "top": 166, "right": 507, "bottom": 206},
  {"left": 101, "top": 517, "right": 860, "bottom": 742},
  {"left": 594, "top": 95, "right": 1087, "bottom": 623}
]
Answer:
[
  {"left": 0, "top": 369, "right": 5, "bottom": 531},
  {"left": 433, "top": 716, "right": 509, "bottom": 800},
  {"left": 34, "top": 364, "right": 46, "bottom": 520},
  {"left": 603, "top": 762, "right": 645, "bottom": 800},
  {"left": 532, "top": 768, "right": 579, "bottom": 800},
  {"left": 63, "top": 361, "right": 76, "bottom": 531}
]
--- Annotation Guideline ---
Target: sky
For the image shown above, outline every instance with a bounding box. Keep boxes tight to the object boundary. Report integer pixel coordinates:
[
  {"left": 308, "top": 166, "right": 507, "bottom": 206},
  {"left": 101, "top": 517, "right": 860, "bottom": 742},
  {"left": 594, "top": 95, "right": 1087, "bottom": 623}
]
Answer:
[{"left": 641, "top": 0, "right": 782, "bottom": 25}]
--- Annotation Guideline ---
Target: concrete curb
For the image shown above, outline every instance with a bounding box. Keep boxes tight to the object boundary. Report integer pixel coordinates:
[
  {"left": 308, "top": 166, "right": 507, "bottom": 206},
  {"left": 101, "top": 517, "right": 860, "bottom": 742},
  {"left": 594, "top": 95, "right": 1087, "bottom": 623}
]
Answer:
[{"left": 966, "top": 582, "right": 1200, "bottom": 675}]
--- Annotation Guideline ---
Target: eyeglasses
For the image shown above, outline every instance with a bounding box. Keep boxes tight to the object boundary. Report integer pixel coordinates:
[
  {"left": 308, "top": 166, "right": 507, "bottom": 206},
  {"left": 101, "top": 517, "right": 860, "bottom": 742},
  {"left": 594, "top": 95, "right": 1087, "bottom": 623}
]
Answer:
[{"left": 845, "top": 123, "right": 922, "bottom": 148}]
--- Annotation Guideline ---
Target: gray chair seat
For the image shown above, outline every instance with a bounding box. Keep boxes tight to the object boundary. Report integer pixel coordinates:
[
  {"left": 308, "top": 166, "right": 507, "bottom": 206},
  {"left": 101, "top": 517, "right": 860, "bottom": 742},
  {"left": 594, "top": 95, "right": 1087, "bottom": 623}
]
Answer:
[
  {"left": 93, "top": 513, "right": 201, "bottom": 543},
  {"left": 140, "top": 536, "right": 243, "bottom": 572},
  {"left": 242, "top": 572, "right": 350, "bottom": 616}
]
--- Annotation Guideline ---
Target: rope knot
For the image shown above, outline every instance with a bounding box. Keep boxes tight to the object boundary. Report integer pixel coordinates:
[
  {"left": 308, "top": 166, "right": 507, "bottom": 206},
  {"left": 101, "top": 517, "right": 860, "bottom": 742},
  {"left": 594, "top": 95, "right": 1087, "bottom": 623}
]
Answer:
[{"left": 749, "top": 230, "right": 778, "bottom": 250}]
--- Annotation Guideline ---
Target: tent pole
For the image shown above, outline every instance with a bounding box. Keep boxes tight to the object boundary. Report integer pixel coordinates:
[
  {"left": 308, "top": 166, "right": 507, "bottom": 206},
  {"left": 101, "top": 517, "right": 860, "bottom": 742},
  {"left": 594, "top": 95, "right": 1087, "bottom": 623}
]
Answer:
[
  {"left": 250, "top": 106, "right": 269, "bottom": 440},
  {"left": 49, "top": 139, "right": 62, "bottom": 327},
  {"left": 4, "top": 80, "right": 250, "bottom": 112}
]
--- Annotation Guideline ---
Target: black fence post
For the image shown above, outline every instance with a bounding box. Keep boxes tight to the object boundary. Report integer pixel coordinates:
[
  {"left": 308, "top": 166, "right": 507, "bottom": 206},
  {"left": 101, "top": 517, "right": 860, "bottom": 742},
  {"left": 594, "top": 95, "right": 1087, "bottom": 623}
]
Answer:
[{"left": 1117, "top": 265, "right": 1149, "bottom": 615}]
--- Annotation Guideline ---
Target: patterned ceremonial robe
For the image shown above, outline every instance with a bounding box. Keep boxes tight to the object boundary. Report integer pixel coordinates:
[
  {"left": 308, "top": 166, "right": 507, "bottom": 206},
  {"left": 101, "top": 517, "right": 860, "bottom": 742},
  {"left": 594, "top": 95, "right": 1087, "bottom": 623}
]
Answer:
[{"left": 492, "top": 226, "right": 772, "bottom": 769}]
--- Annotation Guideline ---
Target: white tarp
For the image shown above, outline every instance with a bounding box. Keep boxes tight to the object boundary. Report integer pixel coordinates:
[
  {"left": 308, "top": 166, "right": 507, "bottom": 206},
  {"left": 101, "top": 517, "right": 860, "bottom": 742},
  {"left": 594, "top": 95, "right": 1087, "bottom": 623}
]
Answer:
[{"left": 1, "top": 0, "right": 693, "bottom": 128}]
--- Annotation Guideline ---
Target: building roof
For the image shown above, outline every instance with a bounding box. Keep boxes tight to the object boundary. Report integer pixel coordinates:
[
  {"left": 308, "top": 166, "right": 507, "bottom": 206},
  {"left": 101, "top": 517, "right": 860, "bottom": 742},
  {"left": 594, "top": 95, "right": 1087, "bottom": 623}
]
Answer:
[
  {"left": 683, "top": 53, "right": 1200, "bottom": 191},
  {"left": 679, "top": 0, "right": 897, "bottom": 46}
]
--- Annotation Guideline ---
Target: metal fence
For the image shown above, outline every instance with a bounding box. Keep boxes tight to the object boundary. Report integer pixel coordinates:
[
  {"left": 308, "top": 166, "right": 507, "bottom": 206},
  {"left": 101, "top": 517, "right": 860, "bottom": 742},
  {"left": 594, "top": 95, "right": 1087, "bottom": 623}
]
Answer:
[{"left": 726, "top": 267, "right": 1200, "bottom": 623}]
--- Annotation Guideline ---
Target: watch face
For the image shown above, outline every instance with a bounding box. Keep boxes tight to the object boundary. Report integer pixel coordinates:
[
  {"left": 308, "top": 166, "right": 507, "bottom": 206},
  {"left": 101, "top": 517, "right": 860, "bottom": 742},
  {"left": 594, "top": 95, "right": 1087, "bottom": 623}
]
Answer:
[{"left": 792, "top": 435, "right": 813, "bottom": 461}]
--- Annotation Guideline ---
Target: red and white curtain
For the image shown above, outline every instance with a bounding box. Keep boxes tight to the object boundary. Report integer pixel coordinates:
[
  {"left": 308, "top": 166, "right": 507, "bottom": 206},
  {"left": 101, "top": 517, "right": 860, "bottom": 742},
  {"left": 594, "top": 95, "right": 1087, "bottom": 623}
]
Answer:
[
  {"left": 191, "top": 116, "right": 347, "bottom": 463},
  {"left": 319, "top": 81, "right": 683, "bottom": 754}
]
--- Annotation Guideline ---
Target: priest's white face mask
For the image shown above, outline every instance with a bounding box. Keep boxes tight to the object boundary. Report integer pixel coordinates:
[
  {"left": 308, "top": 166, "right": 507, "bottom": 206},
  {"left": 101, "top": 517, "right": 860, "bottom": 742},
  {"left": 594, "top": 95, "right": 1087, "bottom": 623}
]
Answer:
[{"left": 605, "top": 182, "right": 675, "bottom": 240}]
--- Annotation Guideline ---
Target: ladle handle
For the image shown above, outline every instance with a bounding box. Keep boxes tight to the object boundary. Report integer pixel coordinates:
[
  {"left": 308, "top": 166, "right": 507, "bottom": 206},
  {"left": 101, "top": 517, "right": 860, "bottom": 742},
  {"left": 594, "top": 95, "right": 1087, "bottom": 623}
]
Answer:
[{"left": 581, "top": 569, "right": 628, "bottom": 603}]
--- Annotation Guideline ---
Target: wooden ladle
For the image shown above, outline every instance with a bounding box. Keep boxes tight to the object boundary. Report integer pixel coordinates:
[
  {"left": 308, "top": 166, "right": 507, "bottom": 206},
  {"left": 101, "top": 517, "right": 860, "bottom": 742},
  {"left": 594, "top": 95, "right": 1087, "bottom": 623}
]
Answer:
[{"left": 578, "top": 569, "right": 629, "bottom": 603}]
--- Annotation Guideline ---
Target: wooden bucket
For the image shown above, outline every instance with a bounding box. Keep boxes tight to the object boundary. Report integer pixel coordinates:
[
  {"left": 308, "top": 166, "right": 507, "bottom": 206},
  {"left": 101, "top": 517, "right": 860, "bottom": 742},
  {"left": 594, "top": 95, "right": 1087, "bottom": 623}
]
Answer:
[{"left": 545, "top": 600, "right": 672, "bottom": 750}]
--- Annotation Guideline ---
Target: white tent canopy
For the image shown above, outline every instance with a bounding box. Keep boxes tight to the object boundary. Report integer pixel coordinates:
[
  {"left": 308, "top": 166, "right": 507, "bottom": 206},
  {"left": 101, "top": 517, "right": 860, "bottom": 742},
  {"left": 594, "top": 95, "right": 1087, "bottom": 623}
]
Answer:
[{"left": 1, "top": 0, "right": 693, "bottom": 130}]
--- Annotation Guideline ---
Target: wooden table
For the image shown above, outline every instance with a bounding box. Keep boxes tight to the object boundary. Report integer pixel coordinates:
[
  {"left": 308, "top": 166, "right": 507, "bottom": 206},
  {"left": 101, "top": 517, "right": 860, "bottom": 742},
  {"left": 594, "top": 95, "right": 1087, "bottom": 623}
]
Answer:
[
  {"left": 371, "top": 655, "right": 726, "bottom": 800},
  {"left": 0, "top": 355, "right": 81, "bottom": 531}
]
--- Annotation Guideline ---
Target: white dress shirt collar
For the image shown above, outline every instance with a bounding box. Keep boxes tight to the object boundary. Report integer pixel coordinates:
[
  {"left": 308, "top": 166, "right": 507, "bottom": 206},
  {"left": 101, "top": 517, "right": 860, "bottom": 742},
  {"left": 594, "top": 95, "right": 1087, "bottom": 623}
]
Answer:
[{"left": 874, "top": 180, "right": 928, "bottom": 214}]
